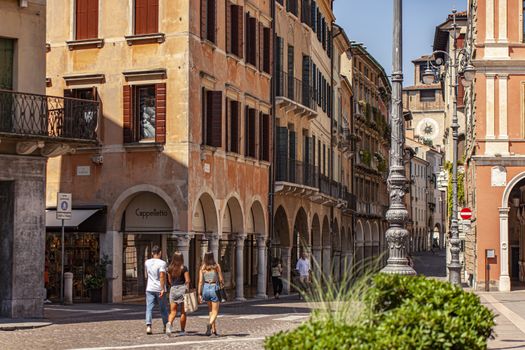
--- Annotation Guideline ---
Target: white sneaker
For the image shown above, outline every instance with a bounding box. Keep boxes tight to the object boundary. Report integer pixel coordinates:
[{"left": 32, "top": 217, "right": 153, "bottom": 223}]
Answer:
[
  {"left": 146, "top": 325, "right": 152, "bottom": 335},
  {"left": 166, "top": 323, "right": 172, "bottom": 337}
]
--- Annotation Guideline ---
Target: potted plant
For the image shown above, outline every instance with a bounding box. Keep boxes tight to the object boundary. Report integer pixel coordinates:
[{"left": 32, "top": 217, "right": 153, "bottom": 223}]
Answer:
[{"left": 85, "top": 255, "right": 111, "bottom": 303}]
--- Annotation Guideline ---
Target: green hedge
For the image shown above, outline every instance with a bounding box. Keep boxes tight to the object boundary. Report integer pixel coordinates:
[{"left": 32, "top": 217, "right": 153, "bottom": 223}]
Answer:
[{"left": 265, "top": 275, "right": 495, "bottom": 350}]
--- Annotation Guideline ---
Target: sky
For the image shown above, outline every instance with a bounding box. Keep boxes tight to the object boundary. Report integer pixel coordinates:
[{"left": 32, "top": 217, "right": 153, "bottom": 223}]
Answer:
[{"left": 334, "top": 0, "right": 466, "bottom": 86}]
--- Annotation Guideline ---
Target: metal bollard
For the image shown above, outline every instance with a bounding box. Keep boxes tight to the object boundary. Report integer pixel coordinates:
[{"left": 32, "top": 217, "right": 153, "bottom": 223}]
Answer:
[{"left": 64, "top": 272, "right": 73, "bottom": 305}]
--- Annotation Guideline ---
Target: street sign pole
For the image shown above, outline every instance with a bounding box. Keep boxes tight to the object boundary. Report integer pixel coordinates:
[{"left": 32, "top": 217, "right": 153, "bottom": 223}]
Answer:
[
  {"left": 56, "top": 192, "right": 72, "bottom": 305},
  {"left": 61, "top": 219, "right": 64, "bottom": 304}
]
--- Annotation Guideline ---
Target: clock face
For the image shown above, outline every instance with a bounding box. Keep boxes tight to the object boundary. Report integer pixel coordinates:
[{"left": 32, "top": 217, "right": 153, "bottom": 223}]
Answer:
[{"left": 417, "top": 118, "right": 439, "bottom": 140}]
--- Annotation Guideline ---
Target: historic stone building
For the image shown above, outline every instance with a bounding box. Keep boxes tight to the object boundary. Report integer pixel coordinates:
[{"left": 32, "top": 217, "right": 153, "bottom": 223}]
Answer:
[
  {"left": 46, "top": 0, "right": 271, "bottom": 302},
  {"left": 0, "top": 0, "right": 98, "bottom": 317},
  {"left": 464, "top": 0, "right": 525, "bottom": 291}
]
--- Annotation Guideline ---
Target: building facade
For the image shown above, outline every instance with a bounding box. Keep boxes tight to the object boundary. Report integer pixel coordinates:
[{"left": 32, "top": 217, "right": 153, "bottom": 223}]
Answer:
[
  {"left": 464, "top": 0, "right": 525, "bottom": 291},
  {"left": 1, "top": 0, "right": 98, "bottom": 317},
  {"left": 46, "top": 0, "right": 271, "bottom": 302}
]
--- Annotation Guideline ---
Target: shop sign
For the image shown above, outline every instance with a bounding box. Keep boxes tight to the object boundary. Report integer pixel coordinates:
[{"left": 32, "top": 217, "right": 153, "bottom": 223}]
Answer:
[{"left": 125, "top": 192, "right": 173, "bottom": 232}]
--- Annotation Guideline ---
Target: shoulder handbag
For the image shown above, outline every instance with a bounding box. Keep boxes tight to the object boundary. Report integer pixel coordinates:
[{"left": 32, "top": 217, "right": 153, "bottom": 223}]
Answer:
[
  {"left": 215, "top": 284, "right": 227, "bottom": 303},
  {"left": 184, "top": 289, "right": 198, "bottom": 314}
]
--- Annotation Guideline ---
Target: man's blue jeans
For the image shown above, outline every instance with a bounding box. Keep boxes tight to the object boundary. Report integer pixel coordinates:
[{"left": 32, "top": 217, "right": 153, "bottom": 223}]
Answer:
[{"left": 145, "top": 291, "right": 169, "bottom": 326}]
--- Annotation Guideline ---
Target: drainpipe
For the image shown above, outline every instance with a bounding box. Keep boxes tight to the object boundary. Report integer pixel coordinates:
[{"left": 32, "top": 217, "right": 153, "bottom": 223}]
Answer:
[{"left": 330, "top": 21, "right": 336, "bottom": 258}]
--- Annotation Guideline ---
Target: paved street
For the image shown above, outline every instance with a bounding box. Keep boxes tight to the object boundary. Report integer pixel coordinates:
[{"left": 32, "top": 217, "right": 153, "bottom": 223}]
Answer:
[{"left": 0, "top": 298, "right": 309, "bottom": 350}]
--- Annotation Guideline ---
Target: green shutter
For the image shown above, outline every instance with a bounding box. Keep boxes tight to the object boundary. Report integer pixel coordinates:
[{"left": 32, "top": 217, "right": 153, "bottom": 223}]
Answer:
[{"left": 0, "top": 39, "right": 14, "bottom": 90}]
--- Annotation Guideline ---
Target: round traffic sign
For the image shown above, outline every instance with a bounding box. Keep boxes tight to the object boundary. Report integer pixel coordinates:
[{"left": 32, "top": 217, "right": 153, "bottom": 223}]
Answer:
[{"left": 460, "top": 208, "right": 472, "bottom": 220}]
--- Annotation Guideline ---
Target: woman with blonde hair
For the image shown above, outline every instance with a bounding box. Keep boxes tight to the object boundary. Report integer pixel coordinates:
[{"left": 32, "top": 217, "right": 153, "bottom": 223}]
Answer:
[
  {"left": 198, "top": 251, "right": 224, "bottom": 336},
  {"left": 166, "top": 251, "right": 190, "bottom": 336}
]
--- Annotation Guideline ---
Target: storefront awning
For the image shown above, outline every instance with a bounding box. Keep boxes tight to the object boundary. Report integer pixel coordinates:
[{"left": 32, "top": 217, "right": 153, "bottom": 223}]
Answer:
[{"left": 46, "top": 206, "right": 107, "bottom": 232}]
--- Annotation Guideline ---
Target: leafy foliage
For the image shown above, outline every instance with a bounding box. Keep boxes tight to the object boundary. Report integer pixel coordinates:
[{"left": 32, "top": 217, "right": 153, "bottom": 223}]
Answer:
[
  {"left": 84, "top": 255, "right": 111, "bottom": 290},
  {"left": 265, "top": 274, "right": 495, "bottom": 350}
]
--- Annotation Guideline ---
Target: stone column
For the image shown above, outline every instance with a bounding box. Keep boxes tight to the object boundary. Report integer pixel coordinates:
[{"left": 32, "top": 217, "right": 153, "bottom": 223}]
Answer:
[
  {"left": 176, "top": 233, "right": 192, "bottom": 266},
  {"left": 235, "top": 234, "right": 246, "bottom": 301},
  {"left": 486, "top": 74, "right": 496, "bottom": 141},
  {"left": 206, "top": 232, "right": 220, "bottom": 262},
  {"left": 499, "top": 208, "right": 511, "bottom": 291},
  {"left": 498, "top": 75, "right": 509, "bottom": 152},
  {"left": 256, "top": 234, "right": 267, "bottom": 298},
  {"left": 101, "top": 230, "right": 123, "bottom": 303},
  {"left": 486, "top": 0, "right": 495, "bottom": 43},
  {"left": 498, "top": 0, "right": 507, "bottom": 43},
  {"left": 333, "top": 252, "right": 341, "bottom": 282},
  {"left": 312, "top": 246, "right": 322, "bottom": 280},
  {"left": 281, "top": 247, "right": 292, "bottom": 295},
  {"left": 322, "top": 245, "right": 331, "bottom": 278}
]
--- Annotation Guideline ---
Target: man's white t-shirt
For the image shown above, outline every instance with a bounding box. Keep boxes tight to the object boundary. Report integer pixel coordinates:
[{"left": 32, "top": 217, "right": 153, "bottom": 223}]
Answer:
[
  {"left": 296, "top": 258, "right": 310, "bottom": 277},
  {"left": 145, "top": 258, "right": 167, "bottom": 292}
]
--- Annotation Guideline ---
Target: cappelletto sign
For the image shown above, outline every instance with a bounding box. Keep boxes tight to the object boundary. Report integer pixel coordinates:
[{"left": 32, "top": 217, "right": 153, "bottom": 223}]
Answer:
[{"left": 125, "top": 193, "right": 173, "bottom": 232}]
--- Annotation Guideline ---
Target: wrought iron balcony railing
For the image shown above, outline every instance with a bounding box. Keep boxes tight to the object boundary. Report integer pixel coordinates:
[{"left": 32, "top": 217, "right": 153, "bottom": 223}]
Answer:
[
  {"left": 276, "top": 158, "right": 319, "bottom": 188},
  {"left": 0, "top": 89, "right": 99, "bottom": 141},
  {"left": 276, "top": 71, "right": 316, "bottom": 111}
]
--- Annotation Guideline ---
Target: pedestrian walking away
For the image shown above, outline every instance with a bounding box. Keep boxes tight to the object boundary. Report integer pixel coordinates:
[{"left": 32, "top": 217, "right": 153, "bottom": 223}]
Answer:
[
  {"left": 144, "top": 245, "right": 169, "bottom": 335},
  {"left": 166, "top": 251, "right": 191, "bottom": 337},
  {"left": 198, "top": 251, "right": 224, "bottom": 336},
  {"left": 296, "top": 252, "right": 311, "bottom": 300},
  {"left": 271, "top": 258, "right": 283, "bottom": 299}
]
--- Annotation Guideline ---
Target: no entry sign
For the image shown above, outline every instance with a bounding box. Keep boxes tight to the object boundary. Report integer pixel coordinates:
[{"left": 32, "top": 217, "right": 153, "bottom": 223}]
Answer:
[{"left": 460, "top": 208, "right": 472, "bottom": 220}]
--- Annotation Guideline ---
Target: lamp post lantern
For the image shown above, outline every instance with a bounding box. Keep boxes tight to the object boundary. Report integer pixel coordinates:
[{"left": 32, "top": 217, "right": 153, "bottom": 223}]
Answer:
[
  {"left": 421, "top": 9, "right": 475, "bottom": 286},
  {"left": 381, "top": 0, "right": 416, "bottom": 275}
]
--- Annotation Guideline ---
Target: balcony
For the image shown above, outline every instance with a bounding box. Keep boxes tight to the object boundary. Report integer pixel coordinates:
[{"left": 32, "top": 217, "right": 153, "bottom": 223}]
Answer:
[
  {"left": 275, "top": 71, "right": 317, "bottom": 119},
  {"left": 357, "top": 200, "right": 386, "bottom": 218},
  {"left": 275, "top": 159, "right": 319, "bottom": 196},
  {"left": 0, "top": 89, "right": 99, "bottom": 153}
]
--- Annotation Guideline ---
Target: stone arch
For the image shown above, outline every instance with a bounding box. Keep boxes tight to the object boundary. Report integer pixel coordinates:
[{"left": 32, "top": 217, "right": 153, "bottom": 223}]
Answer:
[
  {"left": 273, "top": 206, "right": 290, "bottom": 247},
  {"left": 322, "top": 215, "right": 331, "bottom": 247},
  {"left": 110, "top": 184, "right": 180, "bottom": 232},
  {"left": 193, "top": 192, "right": 219, "bottom": 234},
  {"left": 311, "top": 214, "right": 321, "bottom": 247},
  {"left": 332, "top": 218, "right": 341, "bottom": 251},
  {"left": 372, "top": 221, "right": 380, "bottom": 242},
  {"left": 293, "top": 207, "right": 309, "bottom": 246},
  {"left": 365, "top": 221, "right": 372, "bottom": 242},
  {"left": 222, "top": 196, "right": 244, "bottom": 235},
  {"left": 356, "top": 220, "right": 364, "bottom": 242},
  {"left": 246, "top": 200, "right": 266, "bottom": 236}
]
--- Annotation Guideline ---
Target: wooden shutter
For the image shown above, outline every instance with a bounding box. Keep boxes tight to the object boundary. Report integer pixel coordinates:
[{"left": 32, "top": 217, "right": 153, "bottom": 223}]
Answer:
[
  {"left": 263, "top": 27, "right": 270, "bottom": 74},
  {"left": 276, "top": 127, "right": 289, "bottom": 181},
  {"left": 76, "top": 0, "right": 98, "bottom": 40},
  {"left": 147, "top": 0, "right": 159, "bottom": 34},
  {"left": 311, "top": 2, "right": 316, "bottom": 32},
  {"left": 249, "top": 109, "right": 256, "bottom": 157},
  {"left": 155, "top": 83, "right": 166, "bottom": 144},
  {"left": 457, "top": 82, "right": 465, "bottom": 108},
  {"left": 206, "top": 90, "right": 222, "bottom": 147},
  {"left": 258, "top": 22, "right": 264, "bottom": 70},
  {"left": 289, "top": 130, "right": 296, "bottom": 181},
  {"left": 207, "top": 0, "right": 217, "bottom": 43},
  {"left": 135, "top": 0, "right": 147, "bottom": 34},
  {"left": 226, "top": 2, "right": 232, "bottom": 53},
  {"left": 237, "top": 6, "right": 244, "bottom": 58},
  {"left": 302, "top": 55, "right": 311, "bottom": 106},
  {"left": 244, "top": 106, "right": 249, "bottom": 156},
  {"left": 260, "top": 113, "right": 269, "bottom": 161},
  {"left": 230, "top": 100, "right": 239, "bottom": 153},
  {"left": 123, "top": 85, "right": 133, "bottom": 143},
  {"left": 201, "top": 0, "right": 207, "bottom": 39}
]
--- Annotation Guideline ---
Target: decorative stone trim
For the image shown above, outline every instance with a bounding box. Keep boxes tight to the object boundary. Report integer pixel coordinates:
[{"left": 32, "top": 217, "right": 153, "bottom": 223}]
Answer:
[
  {"left": 66, "top": 38, "right": 104, "bottom": 50},
  {"left": 64, "top": 74, "right": 105, "bottom": 85},
  {"left": 123, "top": 142, "right": 164, "bottom": 152},
  {"left": 124, "top": 33, "right": 165, "bottom": 45},
  {"left": 122, "top": 69, "right": 166, "bottom": 81}
]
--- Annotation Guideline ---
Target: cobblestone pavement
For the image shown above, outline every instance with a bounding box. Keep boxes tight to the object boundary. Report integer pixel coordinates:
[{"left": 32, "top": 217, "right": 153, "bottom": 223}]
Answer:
[{"left": 0, "top": 297, "right": 310, "bottom": 350}]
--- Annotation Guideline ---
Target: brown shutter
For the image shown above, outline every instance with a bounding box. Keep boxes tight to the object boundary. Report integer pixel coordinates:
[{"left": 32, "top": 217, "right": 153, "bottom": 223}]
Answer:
[
  {"left": 155, "top": 83, "right": 166, "bottom": 144},
  {"left": 123, "top": 85, "right": 133, "bottom": 143},
  {"left": 135, "top": 0, "right": 147, "bottom": 34},
  {"left": 207, "top": 91, "right": 222, "bottom": 147},
  {"left": 201, "top": 0, "right": 207, "bottom": 39},
  {"left": 258, "top": 112, "right": 263, "bottom": 160},
  {"left": 457, "top": 82, "right": 465, "bottom": 108},
  {"left": 147, "top": 0, "right": 159, "bottom": 34},
  {"left": 87, "top": 0, "right": 99, "bottom": 39},
  {"left": 75, "top": 0, "right": 87, "bottom": 40},
  {"left": 226, "top": 2, "right": 231, "bottom": 53},
  {"left": 231, "top": 101, "right": 239, "bottom": 153},
  {"left": 263, "top": 27, "right": 271, "bottom": 73},
  {"left": 208, "top": 0, "right": 217, "bottom": 43},
  {"left": 225, "top": 97, "right": 229, "bottom": 149},
  {"left": 244, "top": 106, "right": 249, "bottom": 155},
  {"left": 237, "top": 6, "right": 244, "bottom": 58},
  {"left": 258, "top": 22, "right": 263, "bottom": 70}
]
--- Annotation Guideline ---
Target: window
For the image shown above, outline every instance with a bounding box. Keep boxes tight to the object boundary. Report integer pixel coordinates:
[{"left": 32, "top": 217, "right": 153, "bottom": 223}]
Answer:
[
  {"left": 202, "top": 89, "right": 223, "bottom": 147},
  {"left": 201, "top": 0, "right": 216, "bottom": 43},
  {"left": 227, "top": 3, "right": 243, "bottom": 57},
  {"left": 75, "top": 0, "right": 98, "bottom": 40},
  {"left": 287, "top": 0, "right": 298, "bottom": 17},
  {"left": 420, "top": 90, "right": 436, "bottom": 102},
  {"left": 64, "top": 87, "right": 99, "bottom": 135},
  {"left": 123, "top": 84, "right": 166, "bottom": 143},
  {"left": 276, "top": 36, "right": 284, "bottom": 95},
  {"left": 135, "top": 0, "right": 158, "bottom": 35},
  {"left": 245, "top": 13, "right": 257, "bottom": 66},
  {"left": 301, "top": 0, "right": 311, "bottom": 25},
  {"left": 245, "top": 107, "right": 257, "bottom": 158},
  {"left": 287, "top": 45, "right": 294, "bottom": 98},
  {"left": 262, "top": 27, "right": 271, "bottom": 74},
  {"left": 0, "top": 38, "right": 14, "bottom": 90},
  {"left": 259, "top": 113, "right": 270, "bottom": 161},
  {"left": 226, "top": 99, "right": 240, "bottom": 153}
]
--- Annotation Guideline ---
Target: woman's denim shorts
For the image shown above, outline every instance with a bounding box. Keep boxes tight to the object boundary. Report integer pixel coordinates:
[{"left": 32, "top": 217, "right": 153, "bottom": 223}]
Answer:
[{"left": 202, "top": 283, "right": 219, "bottom": 302}]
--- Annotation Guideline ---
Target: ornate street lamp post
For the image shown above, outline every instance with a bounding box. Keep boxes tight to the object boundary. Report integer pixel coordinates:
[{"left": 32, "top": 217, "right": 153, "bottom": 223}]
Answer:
[
  {"left": 381, "top": 0, "right": 416, "bottom": 275},
  {"left": 421, "top": 9, "right": 475, "bottom": 285}
]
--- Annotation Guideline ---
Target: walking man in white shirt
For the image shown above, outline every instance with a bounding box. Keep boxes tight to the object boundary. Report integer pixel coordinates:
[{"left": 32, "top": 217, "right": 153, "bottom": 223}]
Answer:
[
  {"left": 295, "top": 251, "right": 311, "bottom": 300},
  {"left": 144, "top": 245, "right": 169, "bottom": 335}
]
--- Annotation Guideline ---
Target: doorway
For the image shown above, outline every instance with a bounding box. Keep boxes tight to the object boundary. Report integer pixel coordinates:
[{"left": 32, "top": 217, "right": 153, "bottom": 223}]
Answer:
[{"left": 122, "top": 234, "right": 161, "bottom": 299}]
